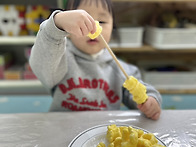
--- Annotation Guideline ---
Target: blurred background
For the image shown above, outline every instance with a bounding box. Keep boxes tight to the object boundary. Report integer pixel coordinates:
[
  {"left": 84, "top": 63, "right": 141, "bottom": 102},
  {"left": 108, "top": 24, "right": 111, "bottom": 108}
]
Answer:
[{"left": 0, "top": 0, "right": 196, "bottom": 113}]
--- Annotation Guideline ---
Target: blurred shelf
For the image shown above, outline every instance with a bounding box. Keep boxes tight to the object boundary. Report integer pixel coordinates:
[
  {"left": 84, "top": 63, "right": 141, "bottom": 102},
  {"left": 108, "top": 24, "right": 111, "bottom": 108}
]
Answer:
[
  {"left": 0, "top": 36, "right": 35, "bottom": 45},
  {"left": 112, "top": 45, "right": 196, "bottom": 53},
  {"left": 1, "top": 80, "right": 196, "bottom": 94},
  {"left": 159, "top": 89, "right": 196, "bottom": 94},
  {"left": 112, "top": 0, "right": 196, "bottom": 2},
  {"left": 0, "top": 80, "right": 48, "bottom": 95},
  {"left": 1, "top": 37, "right": 196, "bottom": 53},
  {"left": 112, "top": 45, "right": 156, "bottom": 52}
]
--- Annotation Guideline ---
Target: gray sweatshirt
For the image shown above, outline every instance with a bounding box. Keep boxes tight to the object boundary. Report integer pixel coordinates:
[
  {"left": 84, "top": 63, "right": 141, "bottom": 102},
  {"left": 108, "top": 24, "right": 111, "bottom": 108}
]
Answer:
[{"left": 29, "top": 11, "right": 162, "bottom": 111}]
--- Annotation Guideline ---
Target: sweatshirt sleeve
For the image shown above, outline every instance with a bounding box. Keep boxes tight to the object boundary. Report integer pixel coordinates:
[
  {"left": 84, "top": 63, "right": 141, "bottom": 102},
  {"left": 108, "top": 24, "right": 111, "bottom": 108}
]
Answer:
[{"left": 29, "top": 10, "right": 69, "bottom": 90}]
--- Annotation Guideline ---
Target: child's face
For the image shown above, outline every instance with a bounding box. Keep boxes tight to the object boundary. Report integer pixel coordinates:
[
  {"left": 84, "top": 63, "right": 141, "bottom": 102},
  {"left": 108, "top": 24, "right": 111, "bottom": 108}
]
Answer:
[{"left": 70, "top": 0, "right": 113, "bottom": 55}]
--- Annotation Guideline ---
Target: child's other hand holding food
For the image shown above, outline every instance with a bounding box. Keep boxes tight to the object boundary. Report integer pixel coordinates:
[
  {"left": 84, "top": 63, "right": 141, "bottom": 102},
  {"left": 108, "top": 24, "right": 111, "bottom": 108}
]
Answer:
[{"left": 137, "top": 96, "right": 161, "bottom": 120}]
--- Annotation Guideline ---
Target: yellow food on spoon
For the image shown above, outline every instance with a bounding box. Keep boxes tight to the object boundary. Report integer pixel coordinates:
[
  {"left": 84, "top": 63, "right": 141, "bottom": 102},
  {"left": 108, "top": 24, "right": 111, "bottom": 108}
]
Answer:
[
  {"left": 123, "top": 76, "right": 148, "bottom": 104},
  {"left": 88, "top": 21, "right": 102, "bottom": 39}
]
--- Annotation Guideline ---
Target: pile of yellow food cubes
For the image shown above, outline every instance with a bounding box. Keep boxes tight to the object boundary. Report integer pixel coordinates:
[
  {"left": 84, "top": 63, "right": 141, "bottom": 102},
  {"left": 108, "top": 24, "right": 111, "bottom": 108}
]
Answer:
[{"left": 97, "top": 124, "right": 165, "bottom": 147}]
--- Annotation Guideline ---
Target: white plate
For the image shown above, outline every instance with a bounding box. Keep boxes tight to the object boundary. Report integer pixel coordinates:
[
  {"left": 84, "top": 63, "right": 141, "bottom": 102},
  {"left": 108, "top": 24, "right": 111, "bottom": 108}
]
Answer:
[{"left": 68, "top": 124, "right": 166, "bottom": 147}]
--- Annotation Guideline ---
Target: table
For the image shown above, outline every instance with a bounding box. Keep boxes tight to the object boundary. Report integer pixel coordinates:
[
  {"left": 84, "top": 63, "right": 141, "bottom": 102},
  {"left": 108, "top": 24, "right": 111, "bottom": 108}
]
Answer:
[{"left": 0, "top": 110, "right": 195, "bottom": 147}]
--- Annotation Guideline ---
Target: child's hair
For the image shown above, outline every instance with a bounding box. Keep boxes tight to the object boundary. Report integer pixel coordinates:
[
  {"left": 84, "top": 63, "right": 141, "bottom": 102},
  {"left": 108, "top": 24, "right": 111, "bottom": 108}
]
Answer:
[
  {"left": 65, "top": 0, "right": 119, "bottom": 40},
  {"left": 65, "top": 0, "right": 114, "bottom": 17}
]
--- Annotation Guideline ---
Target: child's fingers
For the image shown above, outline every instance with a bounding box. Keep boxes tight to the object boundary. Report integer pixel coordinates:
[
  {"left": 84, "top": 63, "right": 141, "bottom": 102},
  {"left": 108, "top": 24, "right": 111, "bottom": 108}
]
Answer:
[
  {"left": 87, "top": 15, "right": 97, "bottom": 34},
  {"left": 73, "top": 27, "right": 83, "bottom": 37},
  {"left": 75, "top": 15, "right": 96, "bottom": 37},
  {"left": 151, "top": 112, "right": 160, "bottom": 120},
  {"left": 137, "top": 104, "right": 142, "bottom": 109},
  {"left": 74, "top": 21, "right": 91, "bottom": 37},
  {"left": 84, "top": 21, "right": 93, "bottom": 35},
  {"left": 137, "top": 98, "right": 150, "bottom": 111},
  {"left": 146, "top": 108, "right": 156, "bottom": 118},
  {"left": 137, "top": 97, "right": 160, "bottom": 120},
  {"left": 144, "top": 107, "right": 160, "bottom": 120},
  {"left": 80, "top": 22, "right": 90, "bottom": 36}
]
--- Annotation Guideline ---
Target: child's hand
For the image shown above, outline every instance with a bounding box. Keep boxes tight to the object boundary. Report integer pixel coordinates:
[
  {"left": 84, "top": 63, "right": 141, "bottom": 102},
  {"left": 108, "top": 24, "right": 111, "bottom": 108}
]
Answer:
[
  {"left": 137, "top": 97, "right": 161, "bottom": 120},
  {"left": 54, "top": 10, "right": 97, "bottom": 37}
]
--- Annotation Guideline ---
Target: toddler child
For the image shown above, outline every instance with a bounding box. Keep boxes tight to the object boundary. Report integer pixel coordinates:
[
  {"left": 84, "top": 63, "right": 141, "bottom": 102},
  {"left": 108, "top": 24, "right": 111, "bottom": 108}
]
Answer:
[{"left": 30, "top": 0, "right": 162, "bottom": 120}]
